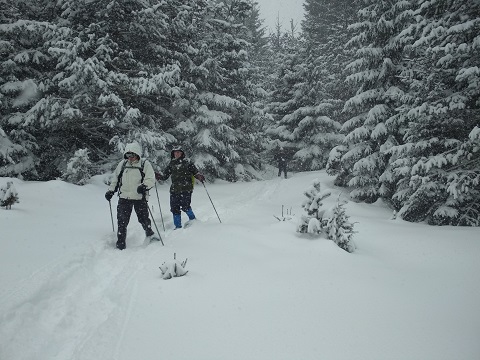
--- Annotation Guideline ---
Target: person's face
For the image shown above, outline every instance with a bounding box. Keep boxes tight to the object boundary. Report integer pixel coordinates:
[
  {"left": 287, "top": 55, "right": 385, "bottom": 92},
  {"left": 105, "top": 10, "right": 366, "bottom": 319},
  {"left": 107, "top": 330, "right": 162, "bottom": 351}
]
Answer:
[
  {"left": 126, "top": 152, "right": 137, "bottom": 161},
  {"left": 173, "top": 150, "right": 182, "bottom": 159}
]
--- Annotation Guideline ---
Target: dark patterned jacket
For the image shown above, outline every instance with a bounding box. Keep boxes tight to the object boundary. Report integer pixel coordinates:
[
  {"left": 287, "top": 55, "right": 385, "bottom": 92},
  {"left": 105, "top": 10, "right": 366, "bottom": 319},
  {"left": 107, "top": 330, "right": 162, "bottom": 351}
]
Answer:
[{"left": 159, "top": 154, "right": 199, "bottom": 193}]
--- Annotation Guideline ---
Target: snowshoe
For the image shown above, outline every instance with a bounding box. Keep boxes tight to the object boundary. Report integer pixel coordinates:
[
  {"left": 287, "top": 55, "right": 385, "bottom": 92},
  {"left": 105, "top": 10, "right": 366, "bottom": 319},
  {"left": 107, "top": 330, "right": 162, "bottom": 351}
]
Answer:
[
  {"left": 184, "top": 219, "right": 195, "bottom": 228},
  {"left": 149, "top": 234, "right": 161, "bottom": 242}
]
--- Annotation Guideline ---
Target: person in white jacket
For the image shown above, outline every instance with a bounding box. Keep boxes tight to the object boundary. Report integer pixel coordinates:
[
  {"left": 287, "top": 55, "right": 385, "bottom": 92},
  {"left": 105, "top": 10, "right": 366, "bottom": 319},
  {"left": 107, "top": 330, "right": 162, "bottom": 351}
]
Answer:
[{"left": 105, "top": 142, "right": 160, "bottom": 250}]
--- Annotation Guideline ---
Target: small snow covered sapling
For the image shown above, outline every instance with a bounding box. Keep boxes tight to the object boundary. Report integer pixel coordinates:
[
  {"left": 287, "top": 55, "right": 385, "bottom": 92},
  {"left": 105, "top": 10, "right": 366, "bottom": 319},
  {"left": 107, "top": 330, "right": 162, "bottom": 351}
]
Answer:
[
  {"left": 325, "top": 200, "right": 356, "bottom": 253},
  {"left": 62, "top": 148, "right": 93, "bottom": 185},
  {"left": 1, "top": 181, "right": 19, "bottom": 210},
  {"left": 159, "top": 253, "right": 188, "bottom": 279},
  {"left": 297, "top": 179, "right": 331, "bottom": 234}
]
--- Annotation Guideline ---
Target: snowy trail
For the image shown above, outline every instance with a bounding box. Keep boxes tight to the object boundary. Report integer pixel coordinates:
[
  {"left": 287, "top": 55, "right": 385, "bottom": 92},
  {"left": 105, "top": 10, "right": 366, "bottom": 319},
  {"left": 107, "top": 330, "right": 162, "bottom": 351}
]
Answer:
[
  {"left": 1, "top": 172, "right": 480, "bottom": 360},
  {"left": 0, "top": 225, "right": 165, "bottom": 360},
  {"left": 0, "top": 174, "right": 291, "bottom": 360}
]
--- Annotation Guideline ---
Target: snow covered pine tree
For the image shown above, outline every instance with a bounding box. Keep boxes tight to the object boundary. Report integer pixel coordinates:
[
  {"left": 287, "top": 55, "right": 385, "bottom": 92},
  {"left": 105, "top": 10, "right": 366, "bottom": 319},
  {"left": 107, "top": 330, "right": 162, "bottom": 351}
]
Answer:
[
  {"left": 62, "top": 148, "right": 93, "bottom": 185},
  {"left": 325, "top": 200, "right": 356, "bottom": 253},
  {"left": 297, "top": 179, "right": 331, "bottom": 234},
  {"left": 1, "top": 181, "right": 19, "bottom": 210}
]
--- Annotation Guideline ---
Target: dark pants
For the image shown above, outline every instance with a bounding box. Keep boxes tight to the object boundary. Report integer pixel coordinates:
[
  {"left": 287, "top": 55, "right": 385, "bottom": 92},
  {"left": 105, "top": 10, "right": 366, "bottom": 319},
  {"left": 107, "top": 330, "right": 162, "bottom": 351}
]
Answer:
[
  {"left": 278, "top": 163, "right": 287, "bottom": 178},
  {"left": 170, "top": 192, "right": 192, "bottom": 215},
  {"left": 117, "top": 198, "right": 154, "bottom": 244}
]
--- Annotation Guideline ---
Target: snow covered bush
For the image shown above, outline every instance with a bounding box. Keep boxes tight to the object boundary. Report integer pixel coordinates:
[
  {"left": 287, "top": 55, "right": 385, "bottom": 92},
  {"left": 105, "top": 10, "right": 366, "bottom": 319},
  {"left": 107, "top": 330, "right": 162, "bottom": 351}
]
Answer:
[
  {"left": 325, "top": 200, "right": 356, "bottom": 253},
  {"left": 297, "top": 179, "right": 331, "bottom": 234},
  {"left": 62, "top": 149, "right": 93, "bottom": 185},
  {"left": 297, "top": 180, "right": 356, "bottom": 252},
  {"left": 1, "top": 181, "right": 19, "bottom": 210},
  {"left": 159, "top": 254, "right": 188, "bottom": 280}
]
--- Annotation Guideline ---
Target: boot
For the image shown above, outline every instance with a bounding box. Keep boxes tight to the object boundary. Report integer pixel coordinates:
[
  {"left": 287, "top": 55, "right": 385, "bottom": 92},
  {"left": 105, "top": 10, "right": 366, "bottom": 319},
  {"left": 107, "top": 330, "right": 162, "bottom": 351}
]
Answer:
[
  {"left": 185, "top": 208, "right": 196, "bottom": 220},
  {"left": 173, "top": 214, "right": 182, "bottom": 229},
  {"left": 145, "top": 227, "right": 154, "bottom": 237},
  {"left": 116, "top": 230, "right": 126, "bottom": 250}
]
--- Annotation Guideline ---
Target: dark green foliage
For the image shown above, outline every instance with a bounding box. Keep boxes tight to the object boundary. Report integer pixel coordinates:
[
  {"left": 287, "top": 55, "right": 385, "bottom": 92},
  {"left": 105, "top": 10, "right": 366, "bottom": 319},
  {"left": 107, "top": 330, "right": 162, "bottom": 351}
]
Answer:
[
  {"left": 1, "top": 0, "right": 267, "bottom": 181},
  {"left": 325, "top": 200, "right": 356, "bottom": 253}
]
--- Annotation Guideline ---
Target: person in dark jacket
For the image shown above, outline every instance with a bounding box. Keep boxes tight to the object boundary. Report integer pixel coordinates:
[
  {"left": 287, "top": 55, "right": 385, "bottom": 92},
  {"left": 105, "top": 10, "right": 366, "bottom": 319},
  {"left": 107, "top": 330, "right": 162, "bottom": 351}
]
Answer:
[
  {"left": 155, "top": 146, "right": 205, "bottom": 229},
  {"left": 275, "top": 147, "right": 288, "bottom": 178}
]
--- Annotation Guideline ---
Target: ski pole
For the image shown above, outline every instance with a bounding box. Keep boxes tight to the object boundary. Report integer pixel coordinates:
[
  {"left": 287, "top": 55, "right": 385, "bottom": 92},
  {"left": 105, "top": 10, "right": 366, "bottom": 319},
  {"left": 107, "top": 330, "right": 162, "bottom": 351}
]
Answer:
[
  {"left": 108, "top": 200, "right": 115, "bottom": 232},
  {"left": 147, "top": 201, "right": 164, "bottom": 246},
  {"left": 154, "top": 182, "right": 165, "bottom": 231},
  {"left": 202, "top": 182, "right": 222, "bottom": 223}
]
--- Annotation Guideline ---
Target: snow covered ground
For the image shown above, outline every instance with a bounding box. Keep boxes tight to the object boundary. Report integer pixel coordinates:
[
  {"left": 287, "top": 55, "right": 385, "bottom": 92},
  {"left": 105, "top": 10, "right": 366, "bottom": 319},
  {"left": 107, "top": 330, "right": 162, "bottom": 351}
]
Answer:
[{"left": 1, "top": 169, "right": 479, "bottom": 360}]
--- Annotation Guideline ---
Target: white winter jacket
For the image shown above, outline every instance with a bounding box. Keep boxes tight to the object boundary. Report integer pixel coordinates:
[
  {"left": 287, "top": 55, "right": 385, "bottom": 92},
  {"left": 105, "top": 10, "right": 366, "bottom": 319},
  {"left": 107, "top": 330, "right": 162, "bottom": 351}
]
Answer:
[{"left": 108, "top": 143, "right": 156, "bottom": 200}]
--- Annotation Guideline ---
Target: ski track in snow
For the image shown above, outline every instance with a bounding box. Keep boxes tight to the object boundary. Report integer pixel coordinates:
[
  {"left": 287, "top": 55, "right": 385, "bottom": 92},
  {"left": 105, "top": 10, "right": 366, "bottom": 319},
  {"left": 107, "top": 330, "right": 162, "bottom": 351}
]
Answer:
[
  {"left": 0, "top": 176, "right": 284, "bottom": 360},
  {"left": 211, "top": 177, "right": 284, "bottom": 221},
  {"left": 0, "top": 226, "right": 164, "bottom": 360}
]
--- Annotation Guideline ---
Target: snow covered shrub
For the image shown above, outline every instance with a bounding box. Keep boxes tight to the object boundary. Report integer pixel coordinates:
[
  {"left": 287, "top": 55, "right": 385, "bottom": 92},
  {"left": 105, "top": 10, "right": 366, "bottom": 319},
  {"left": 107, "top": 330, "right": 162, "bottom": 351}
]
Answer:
[
  {"left": 297, "top": 179, "right": 331, "bottom": 234},
  {"left": 324, "top": 200, "right": 356, "bottom": 253},
  {"left": 62, "top": 149, "right": 93, "bottom": 185},
  {"left": 1, "top": 181, "right": 19, "bottom": 210},
  {"left": 159, "top": 254, "right": 188, "bottom": 280}
]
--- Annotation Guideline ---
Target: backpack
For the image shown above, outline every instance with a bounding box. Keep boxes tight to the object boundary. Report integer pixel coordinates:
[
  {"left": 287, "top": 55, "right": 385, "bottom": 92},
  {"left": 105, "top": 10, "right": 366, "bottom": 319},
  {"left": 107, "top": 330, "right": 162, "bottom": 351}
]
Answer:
[{"left": 114, "top": 159, "right": 147, "bottom": 193}]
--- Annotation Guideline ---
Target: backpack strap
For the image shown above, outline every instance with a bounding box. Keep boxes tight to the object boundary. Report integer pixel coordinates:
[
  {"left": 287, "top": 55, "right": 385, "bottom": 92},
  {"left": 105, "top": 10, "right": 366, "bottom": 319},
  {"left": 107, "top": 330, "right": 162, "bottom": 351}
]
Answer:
[
  {"left": 115, "top": 159, "right": 148, "bottom": 194},
  {"left": 114, "top": 160, "right": 128, "bottom": 193},
  {"left": 139, "top": 159, "right": 146, "bottom": 184}
]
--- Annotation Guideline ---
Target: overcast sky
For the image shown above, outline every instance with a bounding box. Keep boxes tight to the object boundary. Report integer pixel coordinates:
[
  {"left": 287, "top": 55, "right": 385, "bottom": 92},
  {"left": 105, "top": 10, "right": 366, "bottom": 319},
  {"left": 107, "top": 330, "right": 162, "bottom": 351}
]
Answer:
[{"left": 255, "top": 0, "right": 305, "bottom": 34}]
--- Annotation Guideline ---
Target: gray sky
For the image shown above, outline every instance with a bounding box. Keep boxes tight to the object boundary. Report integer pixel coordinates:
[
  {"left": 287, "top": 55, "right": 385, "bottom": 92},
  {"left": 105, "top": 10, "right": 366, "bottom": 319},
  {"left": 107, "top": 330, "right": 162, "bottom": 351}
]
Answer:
[{"left": 255, "top": 0, "right": 305, "bottom": 34}]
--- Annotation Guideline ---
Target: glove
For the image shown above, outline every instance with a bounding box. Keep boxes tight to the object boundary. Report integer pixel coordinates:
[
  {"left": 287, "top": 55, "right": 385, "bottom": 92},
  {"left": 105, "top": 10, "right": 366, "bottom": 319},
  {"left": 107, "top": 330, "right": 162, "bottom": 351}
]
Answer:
[
  {"left": 105, "top": 190, "right": 114, "bottom": 201},
  {"left": 137, "top": 184, "right": 148, "bottom": 194},
  {"left": 194, "top": 173, "right": 205, "bottom": 183},
  {"left": 155, "top": 172, "right": 163, "bottom": 181}
]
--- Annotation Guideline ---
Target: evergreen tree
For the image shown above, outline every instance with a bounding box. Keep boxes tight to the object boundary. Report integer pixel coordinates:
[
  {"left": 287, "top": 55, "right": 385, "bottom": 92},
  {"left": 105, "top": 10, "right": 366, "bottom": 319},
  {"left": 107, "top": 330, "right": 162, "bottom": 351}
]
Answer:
[
  {"left": 290, "top": 0, "right": 356, "bottom": 170},
  {"left": 0, "top": 0, "right": 55, "bottom": 178},
  {"left": 265, "top": 24, "right": 305, "bottom": 165},
  {"left": 297, "top": 179, "right": 331, "bottom": 234},
  {"left": 62, "top": 148, "right": 93, "bottom": 185},
  {"left": 41, "top": 0, "right": 177, "bottom": 173},
  {"left": 331, "top": 0, "right": 416, "bottom": 202},
  {"left": 267, "top": 0, "right": 359, "bottom": 172},
  {"left": 244, "top": 0, "right": 270, "bottom": 85},
  {"left": 174, "top": 0, "right": 265, "bottom": 181},
  {"left": 389, "top": 0, "right": 480, "bottom": 225},
  {"left": 325, "top": 200, "right": 356, "bottom": 253}
]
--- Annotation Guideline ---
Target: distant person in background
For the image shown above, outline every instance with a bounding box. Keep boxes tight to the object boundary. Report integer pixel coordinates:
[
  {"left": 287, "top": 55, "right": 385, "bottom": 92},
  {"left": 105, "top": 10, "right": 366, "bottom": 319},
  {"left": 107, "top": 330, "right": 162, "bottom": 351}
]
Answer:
[
  {"left": 155, "top": 146, "right": 205, "bottom": 229},
  {"left": 275, "top": 147, "right": 288, "bottom": 178}
]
